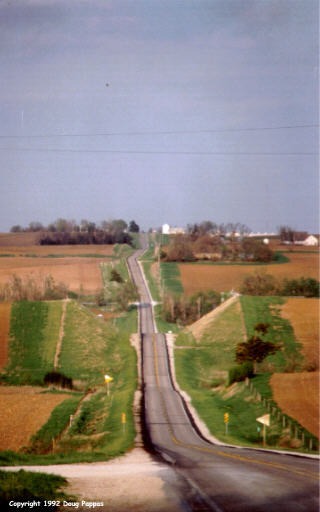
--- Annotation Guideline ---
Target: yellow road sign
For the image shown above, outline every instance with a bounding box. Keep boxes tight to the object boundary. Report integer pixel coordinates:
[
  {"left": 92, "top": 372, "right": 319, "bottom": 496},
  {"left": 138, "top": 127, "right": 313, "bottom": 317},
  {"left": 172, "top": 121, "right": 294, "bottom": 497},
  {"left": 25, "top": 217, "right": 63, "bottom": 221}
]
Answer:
[{"left": 104, "top": 374, "right": 113, "bottom": 383}]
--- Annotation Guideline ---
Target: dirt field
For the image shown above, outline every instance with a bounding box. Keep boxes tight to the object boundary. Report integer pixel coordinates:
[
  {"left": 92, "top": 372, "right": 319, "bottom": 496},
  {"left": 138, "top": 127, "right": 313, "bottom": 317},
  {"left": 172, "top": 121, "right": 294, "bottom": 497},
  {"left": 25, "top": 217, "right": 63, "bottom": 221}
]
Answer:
[
  {"left": 0, "top": 233, "right": 40, "bottom": 246},
  {"left": 280, "top": 298, "right": 319, "bottom": 367},
  {"left": 270, "top": 372, "right": 319, "bottom": 438},
  {"left": 0, "top": 256, "right": 108, "bottom": 294},
  {"left": 0, "top": 243, "right": 114, "bottom": 256},
  {"left": 179, "top": 252, "right": 319, "bottom": 294},
  {"left": 0, "top": 386, "right": 70, "bottom": 451},
  {"left": 0, "top": 302, "right": 11, "bottom": 369}
]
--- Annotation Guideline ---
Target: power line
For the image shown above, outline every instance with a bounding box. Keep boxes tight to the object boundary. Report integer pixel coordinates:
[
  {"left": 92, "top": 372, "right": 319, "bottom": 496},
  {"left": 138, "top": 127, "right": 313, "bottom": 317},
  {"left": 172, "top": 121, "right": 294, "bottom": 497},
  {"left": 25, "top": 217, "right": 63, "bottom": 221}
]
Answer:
[
  {"left": 0, "top": 147, "right": 316, "bottom": 155},
  {"left": 0, "top": 124, "right": 317, "bottom": 139}
]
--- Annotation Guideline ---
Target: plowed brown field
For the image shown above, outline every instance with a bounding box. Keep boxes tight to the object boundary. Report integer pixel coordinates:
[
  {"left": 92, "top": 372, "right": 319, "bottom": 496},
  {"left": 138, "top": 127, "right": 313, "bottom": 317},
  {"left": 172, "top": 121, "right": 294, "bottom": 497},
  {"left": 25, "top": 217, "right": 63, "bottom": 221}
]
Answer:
[
  {"left": 0, "top": 256, "right": 109, "bottom": 294},
  {"left": 179, "top": 252, "right": 319, "bottom": 294},
  {"left": 0, "top": 302, "right": 11, "bottom": 369},
  {"left": 0, "top": 232, "right": 40, "bottom": 246},
  {"left": 0, "top": 243, "right": 114, "bottom": 256},
  {"left": 0, "top": 386, "right": 70, "bottom": 451},
  {"left": 270, "top": 373, "right": 319, "bottom": 438},
  {"left": 281, "top": 298, "right": 319, "bottom": 367}
]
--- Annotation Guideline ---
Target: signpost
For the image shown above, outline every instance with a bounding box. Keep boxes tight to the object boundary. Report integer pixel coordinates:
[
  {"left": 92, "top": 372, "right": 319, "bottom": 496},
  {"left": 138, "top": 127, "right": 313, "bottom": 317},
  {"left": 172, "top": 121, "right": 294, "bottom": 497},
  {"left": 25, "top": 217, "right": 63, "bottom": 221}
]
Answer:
[
  {"left": 122, "top": 413, "right": 126, "bottom": 434},
  {"left": 256, "top": 414, "right": 270, "bottom": 445},
  {"left": 224, "top": 412, "right": 229, "bottom": 435},
  {"left": 104, "top": 374, "right": 113, "bottom": 396}
]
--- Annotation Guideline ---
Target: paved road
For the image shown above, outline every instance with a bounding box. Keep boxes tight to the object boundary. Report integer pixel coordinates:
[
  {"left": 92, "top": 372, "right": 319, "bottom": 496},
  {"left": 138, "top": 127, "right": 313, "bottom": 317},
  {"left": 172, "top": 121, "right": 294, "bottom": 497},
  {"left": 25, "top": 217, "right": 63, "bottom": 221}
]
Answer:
[{"left": 127, "top": 234, "right": 320, "bottom": 512}]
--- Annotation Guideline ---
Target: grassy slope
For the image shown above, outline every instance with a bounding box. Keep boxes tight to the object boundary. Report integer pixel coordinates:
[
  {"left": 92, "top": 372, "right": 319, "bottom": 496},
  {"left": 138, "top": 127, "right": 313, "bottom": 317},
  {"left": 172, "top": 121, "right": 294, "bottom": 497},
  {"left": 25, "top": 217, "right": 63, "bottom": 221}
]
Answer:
[
  {"left": 1, "top": 301, "right": 60, "bottom": 385},
  {"left": 161, "top": 262, "right": 184, "bottom": 295},
  {"left": 174, "top": 297, "right": 310, "bottom": 449},
  {"left": 239, "top": 296, "right": 303, "bottom": 373},
  {"left": 57, "top": 302, "right": 137, "bottom": 457},
  {"left": 175, "top": 301, "right": 272, "bottom": 445},
  {"left": 0, "top": 469, "right": 71, "bottom": 507},
  {"left": 0, "top": 301, "right": 138, "bottom": 465}
]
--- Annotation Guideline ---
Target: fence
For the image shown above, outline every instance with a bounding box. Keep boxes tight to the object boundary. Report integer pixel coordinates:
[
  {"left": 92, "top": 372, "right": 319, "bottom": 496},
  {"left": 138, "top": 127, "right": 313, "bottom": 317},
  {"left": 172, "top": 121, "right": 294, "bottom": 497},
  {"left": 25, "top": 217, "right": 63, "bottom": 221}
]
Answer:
[{"left": 245, "top": 377, "right": 319, "bottom": 452}]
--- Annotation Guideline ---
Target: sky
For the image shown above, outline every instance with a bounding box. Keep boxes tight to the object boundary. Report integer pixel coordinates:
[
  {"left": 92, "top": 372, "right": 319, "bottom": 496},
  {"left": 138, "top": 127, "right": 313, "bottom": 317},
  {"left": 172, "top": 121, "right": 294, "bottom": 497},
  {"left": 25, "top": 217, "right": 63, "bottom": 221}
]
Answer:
[{"left": 0, "top": 0, "right": 318, "bottom": 233}]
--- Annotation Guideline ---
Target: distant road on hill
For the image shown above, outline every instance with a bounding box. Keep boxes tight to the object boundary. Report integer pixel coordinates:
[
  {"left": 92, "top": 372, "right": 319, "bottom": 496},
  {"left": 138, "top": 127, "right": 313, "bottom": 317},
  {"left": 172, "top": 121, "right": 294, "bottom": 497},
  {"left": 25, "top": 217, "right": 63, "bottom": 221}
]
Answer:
[{"left": 126, "top": 233, "right": 320, "bottom": 512}]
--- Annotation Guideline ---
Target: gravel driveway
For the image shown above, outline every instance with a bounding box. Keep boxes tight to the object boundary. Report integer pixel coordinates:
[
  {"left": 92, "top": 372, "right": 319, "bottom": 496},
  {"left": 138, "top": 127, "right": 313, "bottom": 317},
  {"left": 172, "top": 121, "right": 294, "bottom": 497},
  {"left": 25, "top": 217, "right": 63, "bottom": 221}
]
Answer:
[{"left": 4, "top": 448, "right": 190, "bottom": 512}]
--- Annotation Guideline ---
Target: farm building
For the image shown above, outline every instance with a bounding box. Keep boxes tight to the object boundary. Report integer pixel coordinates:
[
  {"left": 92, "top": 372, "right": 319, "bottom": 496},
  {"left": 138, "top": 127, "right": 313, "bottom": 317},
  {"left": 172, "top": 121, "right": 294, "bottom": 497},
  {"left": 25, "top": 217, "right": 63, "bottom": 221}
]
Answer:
[
  {"left": 162, "top": 224, "right": 185, "bottom": 235},
  {"left": 302, "top": 235, "right": 318, "bottom": 246},
  {"left": 162, "top": 224, "right": 170, "bottom": 234},
  {"left": 292, "top": 234, "right": 319, "bottom": 246}
]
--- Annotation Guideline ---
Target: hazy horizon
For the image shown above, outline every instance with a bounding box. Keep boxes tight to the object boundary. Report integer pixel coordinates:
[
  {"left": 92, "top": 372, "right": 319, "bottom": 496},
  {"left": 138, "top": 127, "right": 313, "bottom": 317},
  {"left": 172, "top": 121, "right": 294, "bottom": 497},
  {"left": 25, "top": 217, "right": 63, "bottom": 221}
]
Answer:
[{"left": 0, "top": 0, "right": 318, "bottom": 234}]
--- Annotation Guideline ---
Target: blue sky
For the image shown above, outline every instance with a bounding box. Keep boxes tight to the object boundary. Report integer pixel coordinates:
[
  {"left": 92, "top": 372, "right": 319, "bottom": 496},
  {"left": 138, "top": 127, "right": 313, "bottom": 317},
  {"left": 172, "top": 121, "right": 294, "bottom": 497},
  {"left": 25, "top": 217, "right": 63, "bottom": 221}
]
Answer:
[{"left": 0, "top": 0, "right": 318, "bottom": 233}]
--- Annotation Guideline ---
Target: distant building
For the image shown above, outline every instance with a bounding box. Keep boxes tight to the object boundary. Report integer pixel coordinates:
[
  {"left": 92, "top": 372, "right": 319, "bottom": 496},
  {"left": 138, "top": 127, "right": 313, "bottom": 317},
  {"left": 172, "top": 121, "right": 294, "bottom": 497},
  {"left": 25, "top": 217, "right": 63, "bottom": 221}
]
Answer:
[
  {"left": 162, "top": 224, "right": 185, "bottom": 235},
  {"left": 301, "top": 235, "right": 318, "bottom": 246},
  {"left": 162, "top": 223, "right": 170, "bottom": 234},
  {"left": 169, "top": 227, "right": 185, "bottom": 235}
]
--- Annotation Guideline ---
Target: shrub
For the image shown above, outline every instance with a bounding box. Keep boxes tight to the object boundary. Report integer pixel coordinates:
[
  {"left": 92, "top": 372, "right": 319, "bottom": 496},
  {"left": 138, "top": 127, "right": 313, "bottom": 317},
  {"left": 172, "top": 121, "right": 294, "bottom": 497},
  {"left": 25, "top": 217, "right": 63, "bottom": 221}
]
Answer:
[
  {"left": 110, "top": 269, "right": 123, "bottom": 283},
  {"left": 240, "top": 269, "right": 277, "bottom": 296},
  {"left": 0, "top": 274, "right": 68, "bottom": 302},
  {"left": 228, "top": 362, "right": 254, "bottom": 385},
  {"left": 161, "top": 290, "right": 221, "bottom": 325},
  {"left": 240, "top": 272, "right": 319, "bottom": 297},
  {"left": 44, "top": 371, "right": 73, "bottom": 389},
  {"left": 281, "top": 277, "right": 319, "bottom": 297}
]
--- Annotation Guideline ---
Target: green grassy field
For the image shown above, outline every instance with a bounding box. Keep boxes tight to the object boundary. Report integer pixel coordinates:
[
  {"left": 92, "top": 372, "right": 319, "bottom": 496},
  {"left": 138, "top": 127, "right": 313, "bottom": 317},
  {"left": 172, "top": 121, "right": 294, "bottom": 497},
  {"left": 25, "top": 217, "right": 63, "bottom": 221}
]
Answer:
[
  {"left": 1, "top": 301, "right": 60, "bottom": 385},
  {"left": 175, "top": 300, "right": 245, "bottom": 385},
  {"left": 239, "top": 296, "right": 303, "bottom": 372},
  {"left": 0, "top": 301, "right": 138, "bottom": 465},
  {"left": 174, "top": 296, "right": 308, "bottom": 449},
  {"left": 161, "top": 262, "right": 184, "bottom": 295},
  {"left": 142, "top": 261, "right": 161, "bottom": 302},
  {"left": 0, "top": 470, "right": 71, "bottom": 509}
]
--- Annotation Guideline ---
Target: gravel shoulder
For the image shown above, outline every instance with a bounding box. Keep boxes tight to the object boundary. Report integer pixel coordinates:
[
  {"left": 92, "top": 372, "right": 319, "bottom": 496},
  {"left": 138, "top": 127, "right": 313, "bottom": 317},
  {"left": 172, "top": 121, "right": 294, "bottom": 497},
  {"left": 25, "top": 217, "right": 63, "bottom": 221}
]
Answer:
[{"left": 4, "top": 448, "right": 188, "bottom": 512}]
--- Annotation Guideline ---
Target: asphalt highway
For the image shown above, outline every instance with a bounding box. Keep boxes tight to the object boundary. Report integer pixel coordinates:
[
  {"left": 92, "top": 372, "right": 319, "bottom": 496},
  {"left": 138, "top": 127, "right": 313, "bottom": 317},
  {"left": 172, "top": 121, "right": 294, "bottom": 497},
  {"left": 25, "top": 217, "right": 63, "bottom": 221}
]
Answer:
[{"left": 127, "top": 234, "right": 320, "bottom": 512}]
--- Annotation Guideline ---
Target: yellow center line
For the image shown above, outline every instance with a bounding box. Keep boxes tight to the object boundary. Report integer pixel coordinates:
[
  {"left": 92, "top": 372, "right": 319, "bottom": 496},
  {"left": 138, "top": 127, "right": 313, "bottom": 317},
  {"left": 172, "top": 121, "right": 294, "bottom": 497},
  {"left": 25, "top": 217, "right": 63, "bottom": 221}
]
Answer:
[{"left": 151, "top": 334, "right": 319, "bottom": 481}]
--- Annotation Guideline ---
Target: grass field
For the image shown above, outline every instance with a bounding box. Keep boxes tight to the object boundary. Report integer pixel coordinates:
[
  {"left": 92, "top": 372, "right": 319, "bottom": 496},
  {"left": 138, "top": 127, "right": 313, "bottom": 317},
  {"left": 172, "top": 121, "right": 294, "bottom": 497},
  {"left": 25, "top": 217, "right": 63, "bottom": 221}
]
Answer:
[
  {"left": 0, "top": 302, "right": 138, "bottom": 464},
  {"left": 3, "top": 301, "right": 52, "bottom": 385},
  {"left": 179, "top": 251, "right": 319, "bottom": 294},
  {"left": 240, "top": 296, "right": 303, "bottom": 373},
  {"left": 176, "top": 299, "right": 245, "bottom": 384},
  {"left": 161, "top": 262, "right": 184, "bottom": 295},
  {"left": 0, "top": 302, "right": 11, "bottom": 369},
  {"left": 0, "top": 469, "right": 70, "bottom": 506},
  {"left": 174, "top": 294, "right": 319, "bottom": 448},
  {"left": 58, "top": 301, "right": 119, "bottom": 386},
  {"left": 0, "top": 387, "right": 71, "bottom": 451}
]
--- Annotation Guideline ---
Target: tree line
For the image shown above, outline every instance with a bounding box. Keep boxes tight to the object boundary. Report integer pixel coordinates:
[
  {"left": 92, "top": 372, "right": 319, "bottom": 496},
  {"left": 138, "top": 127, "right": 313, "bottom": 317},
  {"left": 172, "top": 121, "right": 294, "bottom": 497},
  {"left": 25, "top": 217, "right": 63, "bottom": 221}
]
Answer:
[
  {"left": 161, "top": 233, "right": 274, "bottom": 263},
  {"left": 240, "top": 270, "right": 319, "bottom": 297},
  {"left": 10, "top": 218, "right": 140, "bottom": 245}
]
